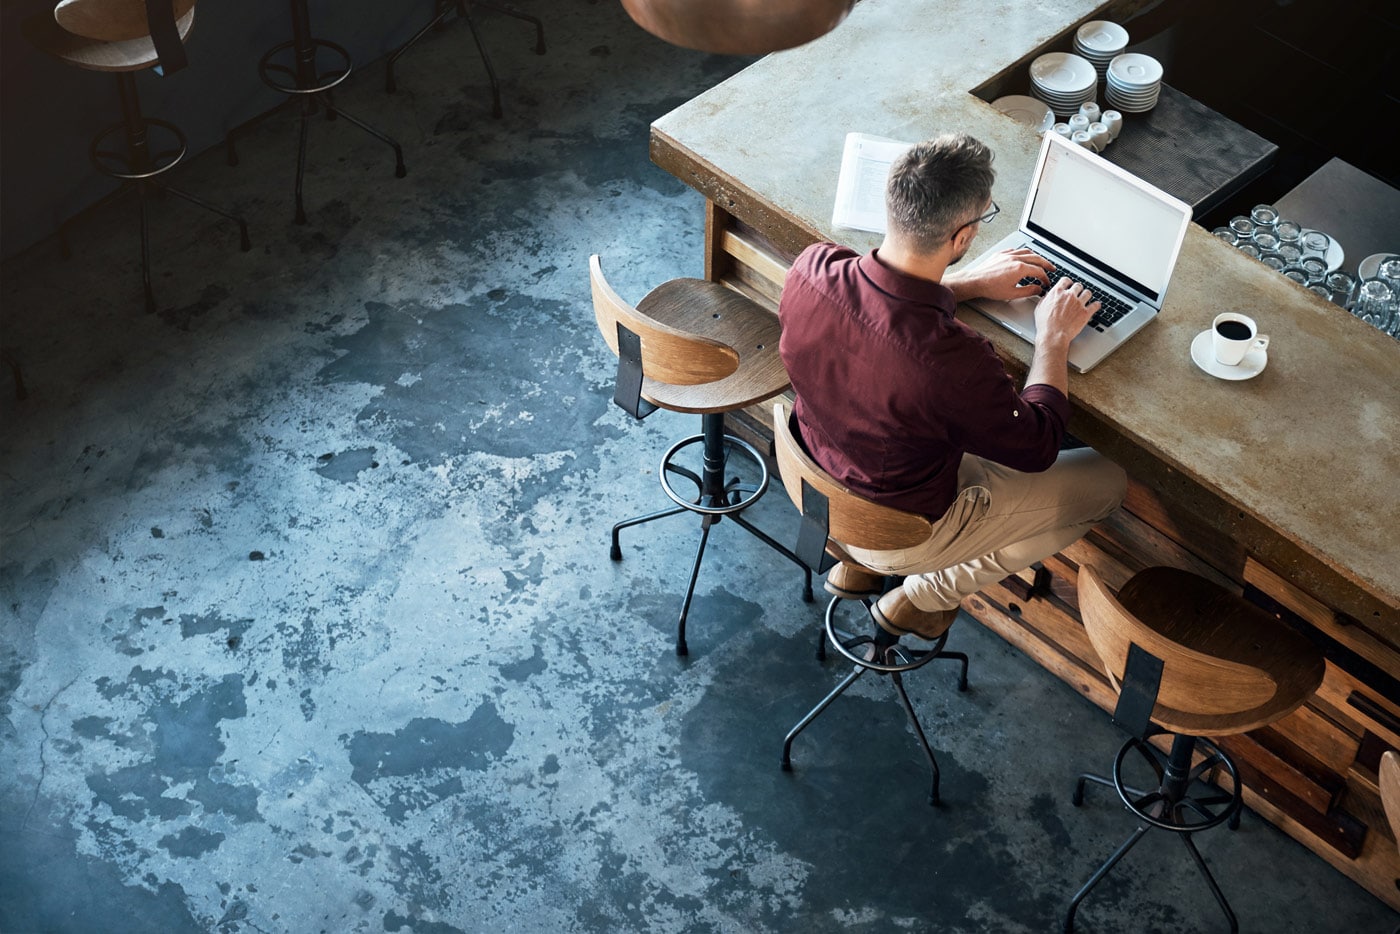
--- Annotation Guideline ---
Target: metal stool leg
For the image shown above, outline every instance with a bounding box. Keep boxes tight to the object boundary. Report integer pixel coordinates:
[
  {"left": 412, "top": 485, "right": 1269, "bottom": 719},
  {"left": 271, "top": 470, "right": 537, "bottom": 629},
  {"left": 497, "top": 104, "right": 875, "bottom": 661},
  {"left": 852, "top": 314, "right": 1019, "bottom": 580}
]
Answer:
[
  {"left": 475, "top": 0, "right": 546, "bottom": 54},
  {"left": 674, "top": 515, "right": 715, "bottom": 657},
  {"left": 1064, "top": 823, "right": 1152, "bottom": 933},
  {"left": 460, "top": 8, "right": 504, "bottom": 119},
  {"left": 1181, "top": 833, "right": 1239, "bottom": 933},
  {"left": 889, "top": 665, "right": 940, "bottom": 805},
  {"left": 782, "top": 663, "right": 868, "bottom": 770}
]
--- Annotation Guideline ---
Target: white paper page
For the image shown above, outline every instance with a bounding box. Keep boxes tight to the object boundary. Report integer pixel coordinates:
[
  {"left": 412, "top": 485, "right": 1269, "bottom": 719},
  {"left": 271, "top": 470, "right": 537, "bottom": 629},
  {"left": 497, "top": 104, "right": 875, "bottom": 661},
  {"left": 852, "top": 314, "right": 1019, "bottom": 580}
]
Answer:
[{"left": 831, "top": 133, "right": 913, "bottom": 233}]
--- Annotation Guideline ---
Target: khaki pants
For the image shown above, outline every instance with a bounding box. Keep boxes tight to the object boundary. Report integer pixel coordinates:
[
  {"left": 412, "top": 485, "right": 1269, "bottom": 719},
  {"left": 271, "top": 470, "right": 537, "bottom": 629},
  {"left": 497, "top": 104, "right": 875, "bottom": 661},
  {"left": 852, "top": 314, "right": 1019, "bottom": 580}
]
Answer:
[{"left": 845, "top": 448, "right": 1127, "bottom": 612}]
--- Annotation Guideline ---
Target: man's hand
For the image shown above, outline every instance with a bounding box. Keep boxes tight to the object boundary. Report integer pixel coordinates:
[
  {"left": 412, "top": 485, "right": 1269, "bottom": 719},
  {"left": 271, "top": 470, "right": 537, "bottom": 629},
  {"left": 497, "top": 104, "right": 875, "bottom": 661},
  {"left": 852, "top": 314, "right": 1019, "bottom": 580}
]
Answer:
[
  {"left": 1025, "top": 277, "right": 1099, "bottom": 397},
  {"left": 945, "top": 248, "right": 1053, "bottom": 303},
  {"left": 1033, "top": 276, "right": 1099, "bottom": 350}
]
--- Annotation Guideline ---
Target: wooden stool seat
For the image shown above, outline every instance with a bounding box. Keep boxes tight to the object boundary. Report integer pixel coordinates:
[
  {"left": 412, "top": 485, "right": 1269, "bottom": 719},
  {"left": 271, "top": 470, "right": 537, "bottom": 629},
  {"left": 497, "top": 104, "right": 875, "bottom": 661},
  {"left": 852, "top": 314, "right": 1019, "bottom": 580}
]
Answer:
[
  {"left": 1083, "top": 565, "right": 1326, "bottom": 736},
  {"left": 631, "top": 279, "right": 787, "bottom": 414},
  {"left": 24, "top": 4, "right": 195, "bottom": 73}
]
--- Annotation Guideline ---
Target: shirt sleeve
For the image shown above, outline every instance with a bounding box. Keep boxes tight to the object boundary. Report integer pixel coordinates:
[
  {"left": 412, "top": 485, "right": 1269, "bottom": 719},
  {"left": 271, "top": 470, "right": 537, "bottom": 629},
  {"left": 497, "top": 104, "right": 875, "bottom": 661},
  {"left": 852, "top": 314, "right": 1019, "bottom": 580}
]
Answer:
[{"left": 946, "top": 338, "right": 1069, "bottom": 473}]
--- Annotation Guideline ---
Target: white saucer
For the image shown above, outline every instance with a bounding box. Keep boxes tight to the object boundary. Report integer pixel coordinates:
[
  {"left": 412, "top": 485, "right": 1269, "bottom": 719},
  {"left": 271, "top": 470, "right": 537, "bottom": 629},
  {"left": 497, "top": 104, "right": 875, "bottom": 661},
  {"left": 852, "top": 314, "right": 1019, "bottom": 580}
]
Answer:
[
  {"left": 1300, "top": 228, "right": 1345, "bottom": 273},
  {"left": 991, "top": 95, "right": 1055, "bottom": 132},
  {"left": 1190, "top": 329, "right": 1267, "bottom": 380},
  {"left": 1358, "top": 251, "right": 1396, "bottom": 280}
]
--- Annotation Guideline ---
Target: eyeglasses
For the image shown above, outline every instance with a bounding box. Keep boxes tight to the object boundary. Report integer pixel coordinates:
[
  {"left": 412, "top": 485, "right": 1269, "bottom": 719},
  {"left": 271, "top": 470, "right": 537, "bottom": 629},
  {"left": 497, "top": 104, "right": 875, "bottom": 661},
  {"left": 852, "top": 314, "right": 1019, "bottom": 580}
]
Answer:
[{"left": 953, "top": 200, "right": 999, "bottom": 239}]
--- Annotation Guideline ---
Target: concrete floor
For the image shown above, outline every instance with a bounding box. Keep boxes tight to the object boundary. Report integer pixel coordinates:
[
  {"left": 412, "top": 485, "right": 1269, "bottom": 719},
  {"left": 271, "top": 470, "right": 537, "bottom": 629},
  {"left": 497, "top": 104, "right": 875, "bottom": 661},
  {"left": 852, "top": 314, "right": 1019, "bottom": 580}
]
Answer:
[{"left": 1, "top": 4, "right": 1395, "bottom": 932}]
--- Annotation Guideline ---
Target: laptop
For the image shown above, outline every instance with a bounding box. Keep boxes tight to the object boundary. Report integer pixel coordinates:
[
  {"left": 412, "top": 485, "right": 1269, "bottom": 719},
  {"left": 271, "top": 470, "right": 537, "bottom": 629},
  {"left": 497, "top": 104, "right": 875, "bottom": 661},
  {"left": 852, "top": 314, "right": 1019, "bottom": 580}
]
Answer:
[{"left": 966, "top": 130, "right": 1192, "bottom": 372}]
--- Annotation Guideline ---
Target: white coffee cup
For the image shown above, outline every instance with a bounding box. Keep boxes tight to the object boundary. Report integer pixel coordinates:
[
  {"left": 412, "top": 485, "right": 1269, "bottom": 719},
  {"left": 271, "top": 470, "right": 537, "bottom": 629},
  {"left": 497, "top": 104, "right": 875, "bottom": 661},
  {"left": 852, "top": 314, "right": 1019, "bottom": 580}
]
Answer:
[
  {"left": 1068, "top": 113, "right": 1090, "bottom": 133},
  {"left": 1079, "top": 101, "right": 1102, "bottom": 123},
  {"left": 1088, "top": 122, "right": 1111, "bottom": 150},
  {"left": 1101, "top": 110, "right": 1122, "bottom": 139},
  {"left": 1052, "top": 122, "right": 1072, "bottom": 138},
  {"left": 1071, "top": 129, "right": 1094, "bottom": 149},
  {"left": 1212, "top": 312, "right": 1269, "bottom": 366}
]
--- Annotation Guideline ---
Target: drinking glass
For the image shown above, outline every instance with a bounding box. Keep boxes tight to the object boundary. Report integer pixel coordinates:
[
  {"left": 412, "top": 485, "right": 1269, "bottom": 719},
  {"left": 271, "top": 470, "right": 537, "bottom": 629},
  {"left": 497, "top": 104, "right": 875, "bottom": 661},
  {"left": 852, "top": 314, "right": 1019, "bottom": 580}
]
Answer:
[
  {"left": 1258, "top": 251, "right": 1286, "bottom": 272},
  {"left": 1252, "top": 229, "right": 1280, "bottom": 253},
  {"left": 1274, "top": 219, "right": 1303, "bottom": 246},
  {"left": 1325, "top": 271, "right": 1356, "bottom": 307},
  {"left": 1298, "top": 256, "right": 1328, "bottom": 284},
  {"left": 1236, "top": 243, "right": 1260, "bottom": 259},
  {"left": 1308, "top": 284, "right": 1332, "bottom": 300},
  {"left": 1378, "top": 256, "right": 1400, "bottom": 289},
  {"left": 1250, "top": 203, "right": 1279, "bottom": 229},
  {"left": 1211, "top": 226, "right": 1237, "bottom": 245},
  {"left": 1300, "top": 230, "right": 1331, "bottom": 260},
  {"left": 1276, "top": 242, "right": 1303, "bottom": 264},
  {"left": 1280, "top": 267, "right": 1309, "bottom": 286},
  {"left": 1352, "top": 278, "right": 1396, "bottom": 332},
  {"left": 1228, "top": 216, "right": 1254, "bottom": 239}
]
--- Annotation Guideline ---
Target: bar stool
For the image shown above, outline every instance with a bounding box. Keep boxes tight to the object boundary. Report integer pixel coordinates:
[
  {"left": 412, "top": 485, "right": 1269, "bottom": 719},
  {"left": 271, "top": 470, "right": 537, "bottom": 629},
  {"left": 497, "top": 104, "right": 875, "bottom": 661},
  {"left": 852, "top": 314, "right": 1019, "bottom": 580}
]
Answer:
[
  {"left": 589, "top": 255, "right": 812, "bottom": 657},
  {"left": 1064, "top": 564, "right": 1326, "bottom": 933},
  {"left": 386, "top": 1, "right": 546, "bottom": 119},
  {"left": 771, "top": 402, "right": 969, "bottom": 805},
  {"left": 25, "top": 0, "right": 251, "bottom": 315},
  {"left": 227, "top": 0, "right": 406, "bottom": 225}
]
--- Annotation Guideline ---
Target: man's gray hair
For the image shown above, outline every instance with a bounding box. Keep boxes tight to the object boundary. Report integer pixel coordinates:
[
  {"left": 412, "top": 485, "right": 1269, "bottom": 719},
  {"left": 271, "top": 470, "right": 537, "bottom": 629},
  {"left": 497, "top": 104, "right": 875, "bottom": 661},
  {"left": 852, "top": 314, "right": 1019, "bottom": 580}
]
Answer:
[{"left": 885, "top": 134, "right": 996, "bottom": 253}]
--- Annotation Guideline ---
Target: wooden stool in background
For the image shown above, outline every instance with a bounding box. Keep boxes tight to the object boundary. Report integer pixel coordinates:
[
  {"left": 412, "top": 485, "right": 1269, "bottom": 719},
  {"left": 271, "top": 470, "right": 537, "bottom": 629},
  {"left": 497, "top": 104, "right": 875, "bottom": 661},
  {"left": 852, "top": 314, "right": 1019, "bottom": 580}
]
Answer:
[
  {"left": 25, "top": 0, "right": 251, "bottom": 314},
  {"left": 227, "top": 0, "right": 406, "bottom": 225}
]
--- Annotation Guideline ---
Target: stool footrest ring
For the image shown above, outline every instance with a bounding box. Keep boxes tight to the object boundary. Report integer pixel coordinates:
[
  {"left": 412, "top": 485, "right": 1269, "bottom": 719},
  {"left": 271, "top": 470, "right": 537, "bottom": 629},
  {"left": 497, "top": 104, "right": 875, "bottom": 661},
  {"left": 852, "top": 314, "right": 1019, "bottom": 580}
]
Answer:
[{"left": 658, "top": 433, "right": 769, "bottom": 516}]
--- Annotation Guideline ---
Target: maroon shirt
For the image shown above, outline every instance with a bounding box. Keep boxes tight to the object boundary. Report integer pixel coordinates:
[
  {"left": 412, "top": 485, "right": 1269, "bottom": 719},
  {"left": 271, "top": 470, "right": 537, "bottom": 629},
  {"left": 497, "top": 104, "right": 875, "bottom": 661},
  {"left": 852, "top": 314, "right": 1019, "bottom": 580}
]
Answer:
[{"left": 778, "top": 243, "right": 1070, "bottom": 519}]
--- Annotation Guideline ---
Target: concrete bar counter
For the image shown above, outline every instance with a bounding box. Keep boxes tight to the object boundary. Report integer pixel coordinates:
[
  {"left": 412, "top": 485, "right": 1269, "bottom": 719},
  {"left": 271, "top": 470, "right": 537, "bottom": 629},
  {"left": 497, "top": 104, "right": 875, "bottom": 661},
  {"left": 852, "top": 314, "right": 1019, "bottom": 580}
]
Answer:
[{"left": 649, "top": 0, "right": 1400, "bottom": 908}]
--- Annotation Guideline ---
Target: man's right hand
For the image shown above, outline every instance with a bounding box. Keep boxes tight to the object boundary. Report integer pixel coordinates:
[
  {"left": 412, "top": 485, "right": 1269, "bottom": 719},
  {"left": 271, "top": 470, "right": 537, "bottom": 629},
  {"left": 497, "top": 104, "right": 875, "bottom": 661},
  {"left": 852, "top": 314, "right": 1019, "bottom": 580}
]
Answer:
[
  {"left": 1024, "top": 277, "right": 1099, "bottom": 397},
  {"left": 1033, "top": 276, "right": 1099, "bottom": 351}
]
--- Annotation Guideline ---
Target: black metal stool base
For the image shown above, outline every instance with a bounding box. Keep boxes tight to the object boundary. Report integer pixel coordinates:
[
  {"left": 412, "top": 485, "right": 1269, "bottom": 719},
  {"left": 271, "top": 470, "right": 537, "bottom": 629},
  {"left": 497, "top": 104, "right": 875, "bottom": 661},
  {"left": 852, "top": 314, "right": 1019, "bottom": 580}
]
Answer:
[
  {"left": 609, "top": 412, "right": 813, "bottom": 656},
  {"left": 386, "top": 0, "right": 547, "bottom": 119},
  {"left": 228, "top": 1, "right": 406, "bottom": 225},
  {"left": 782, "top": 594, "right": 969, "bottom": 806},
  {"left": 1065, "top": 733, "right": 1243, "bottom": 933},
  {"left": 65, "top": 73, "right": 251, "bottom": 314}
]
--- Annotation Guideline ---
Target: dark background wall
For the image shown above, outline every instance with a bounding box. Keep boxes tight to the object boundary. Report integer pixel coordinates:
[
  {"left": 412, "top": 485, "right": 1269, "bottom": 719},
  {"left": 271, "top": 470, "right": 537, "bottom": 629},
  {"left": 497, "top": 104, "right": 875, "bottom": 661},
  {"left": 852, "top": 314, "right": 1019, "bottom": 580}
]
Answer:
[
  {"left": 0, "top": 0, "right": 440, "bottom": 261},
  {"left": 3, "top": 0, "right": 1396, "bottom": 263}
]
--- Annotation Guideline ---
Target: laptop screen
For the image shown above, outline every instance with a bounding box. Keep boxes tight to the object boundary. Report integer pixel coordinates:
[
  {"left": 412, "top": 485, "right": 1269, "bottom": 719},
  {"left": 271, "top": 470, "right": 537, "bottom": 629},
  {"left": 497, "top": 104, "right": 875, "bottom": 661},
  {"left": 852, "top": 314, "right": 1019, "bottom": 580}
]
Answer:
[{"left": 1022, "top": 134, "right": 1190, "bottom": 304}]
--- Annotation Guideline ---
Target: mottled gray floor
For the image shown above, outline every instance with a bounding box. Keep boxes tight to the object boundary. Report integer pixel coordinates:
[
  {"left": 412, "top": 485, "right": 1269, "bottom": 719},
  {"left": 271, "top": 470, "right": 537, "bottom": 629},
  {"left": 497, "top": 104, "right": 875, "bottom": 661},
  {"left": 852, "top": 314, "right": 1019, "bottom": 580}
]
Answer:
[{"left": 1, "top": 4, "right": 1394, "bottom": 933}]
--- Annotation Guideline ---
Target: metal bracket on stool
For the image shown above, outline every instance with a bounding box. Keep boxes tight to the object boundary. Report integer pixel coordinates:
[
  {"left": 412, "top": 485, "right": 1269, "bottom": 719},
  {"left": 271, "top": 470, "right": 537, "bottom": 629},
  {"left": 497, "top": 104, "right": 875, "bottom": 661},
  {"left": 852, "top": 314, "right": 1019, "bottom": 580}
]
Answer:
[{"left": 614, "top": 323, "right": 657, "bottom": 420}]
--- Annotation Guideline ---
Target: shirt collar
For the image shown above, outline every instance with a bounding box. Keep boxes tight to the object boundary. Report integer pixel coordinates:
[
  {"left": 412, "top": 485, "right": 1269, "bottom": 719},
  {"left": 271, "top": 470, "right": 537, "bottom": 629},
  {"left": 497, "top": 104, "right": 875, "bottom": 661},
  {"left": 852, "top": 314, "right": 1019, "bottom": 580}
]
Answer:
[{"left": 857, "top": 249, "right": 956, "bottom": 313}]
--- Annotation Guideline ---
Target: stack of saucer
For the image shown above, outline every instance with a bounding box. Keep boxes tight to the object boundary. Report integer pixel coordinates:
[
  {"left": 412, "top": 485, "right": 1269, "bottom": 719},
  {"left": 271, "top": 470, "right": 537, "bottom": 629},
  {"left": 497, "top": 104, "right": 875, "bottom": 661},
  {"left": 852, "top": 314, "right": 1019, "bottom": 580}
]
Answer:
[
  {"left": 1028, "top": 52, "right": 1097, "bottom": 118},
  {"left": 1073, "top": 20, "right": 1128, "bottom": 83},
  {"left": 1105, "top": 52, "right": 1163, "bottom": 113}
]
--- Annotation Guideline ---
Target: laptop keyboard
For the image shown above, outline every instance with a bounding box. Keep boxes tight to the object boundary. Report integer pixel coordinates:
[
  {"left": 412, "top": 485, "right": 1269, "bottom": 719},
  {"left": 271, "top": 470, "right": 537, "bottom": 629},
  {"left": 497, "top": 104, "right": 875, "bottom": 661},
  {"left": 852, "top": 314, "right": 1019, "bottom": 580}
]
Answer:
[{"left": 1017, "top": 266, "right": 1134, "bottom": 332}]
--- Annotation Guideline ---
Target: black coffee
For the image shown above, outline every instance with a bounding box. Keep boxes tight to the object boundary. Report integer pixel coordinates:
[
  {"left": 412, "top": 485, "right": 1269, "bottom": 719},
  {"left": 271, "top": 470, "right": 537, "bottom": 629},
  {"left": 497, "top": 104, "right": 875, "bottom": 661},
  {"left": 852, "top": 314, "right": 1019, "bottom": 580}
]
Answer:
[{"left": 1216, "top": 320, "right": 1252, "bottom": 340}]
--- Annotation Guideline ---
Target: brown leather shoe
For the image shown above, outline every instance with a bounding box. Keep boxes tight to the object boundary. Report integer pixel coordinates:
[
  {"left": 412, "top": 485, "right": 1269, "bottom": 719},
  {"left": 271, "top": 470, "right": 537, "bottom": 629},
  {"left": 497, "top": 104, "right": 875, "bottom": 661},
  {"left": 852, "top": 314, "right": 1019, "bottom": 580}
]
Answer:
[
  {"left": 824, "top": 562, "right": 883, "bottom": 599},
  {"left": 871, "top": 589, "right": 959, "bottom": 641}
]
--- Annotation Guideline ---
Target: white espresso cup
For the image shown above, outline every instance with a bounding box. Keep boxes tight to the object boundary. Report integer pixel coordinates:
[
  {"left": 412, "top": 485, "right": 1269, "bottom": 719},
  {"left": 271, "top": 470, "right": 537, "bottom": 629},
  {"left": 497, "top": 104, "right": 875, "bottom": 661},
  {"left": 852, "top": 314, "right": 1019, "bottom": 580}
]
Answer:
[
  {"left": 1212, "top": 312, "right": 1269, "bottom": 366},
  {"left": 1101, "top": 110, "right": 1122, "bottom": 139}
]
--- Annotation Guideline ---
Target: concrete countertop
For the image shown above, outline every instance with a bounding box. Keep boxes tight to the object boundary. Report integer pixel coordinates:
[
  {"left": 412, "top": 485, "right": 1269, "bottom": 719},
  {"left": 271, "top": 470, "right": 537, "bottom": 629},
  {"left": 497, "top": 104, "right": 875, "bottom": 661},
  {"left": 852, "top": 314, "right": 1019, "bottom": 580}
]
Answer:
[{"left": 652, "top": 0, "right": 1400, "bottom": 614}]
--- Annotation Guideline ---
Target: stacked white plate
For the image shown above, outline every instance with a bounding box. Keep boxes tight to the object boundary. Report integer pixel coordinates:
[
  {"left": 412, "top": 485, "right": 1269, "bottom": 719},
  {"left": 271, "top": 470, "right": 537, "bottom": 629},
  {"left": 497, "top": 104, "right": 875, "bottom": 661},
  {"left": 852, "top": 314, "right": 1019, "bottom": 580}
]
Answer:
[
  {"left": 1105, "top": 52, "right": 1163, "bottom": 113},
  {"left": 1028, "top": 52, "right": 1097, "bottom": 118},
  {"left": 990, "top": 94, "right": 1055, "bottom": 133},
  {"left": 1074, "top": 20, "right": 1128, "bottom": 83}
]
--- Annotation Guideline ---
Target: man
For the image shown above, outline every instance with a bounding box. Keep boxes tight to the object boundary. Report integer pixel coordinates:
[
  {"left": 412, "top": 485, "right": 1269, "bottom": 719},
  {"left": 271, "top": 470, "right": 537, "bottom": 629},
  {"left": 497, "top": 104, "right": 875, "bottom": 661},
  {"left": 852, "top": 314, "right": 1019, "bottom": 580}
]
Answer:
[{"left": 778, "top": 133, "right": 1128, "bottom": 639}]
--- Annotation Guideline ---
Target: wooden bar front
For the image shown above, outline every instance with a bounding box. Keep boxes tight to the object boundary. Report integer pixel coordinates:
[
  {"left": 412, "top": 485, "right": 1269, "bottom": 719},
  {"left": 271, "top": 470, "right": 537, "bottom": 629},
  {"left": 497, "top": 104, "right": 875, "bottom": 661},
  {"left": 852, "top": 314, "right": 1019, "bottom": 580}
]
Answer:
[{"left": 648, "top": 0, "right": 1400, "bottom": 909}]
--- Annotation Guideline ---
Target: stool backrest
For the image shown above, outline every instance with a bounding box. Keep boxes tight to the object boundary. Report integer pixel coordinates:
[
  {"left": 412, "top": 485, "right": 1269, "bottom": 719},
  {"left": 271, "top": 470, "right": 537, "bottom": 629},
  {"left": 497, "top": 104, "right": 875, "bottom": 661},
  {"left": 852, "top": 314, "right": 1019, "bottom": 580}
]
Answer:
[
  {"left": 1381, "top": 750, "right": 1400, "bottom": 847},
  {"left": 589, "top": 254, "right": 739, "bottom": 387},
  {"left": 55, "top": 0, "right": 195, "bottom": 43},
  {"left": 772, "top": 402, "right": 933, "bottom": 553},
  {"left": 1078, "top": 564, "right": 1325, "bottom": 735}
]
